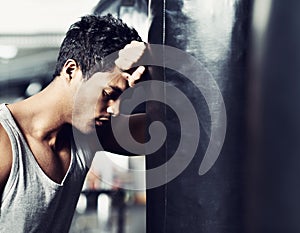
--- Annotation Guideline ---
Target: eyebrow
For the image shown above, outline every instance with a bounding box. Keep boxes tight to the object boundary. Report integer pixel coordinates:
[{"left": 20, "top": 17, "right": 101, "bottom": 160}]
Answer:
[{"left": 109, "top": 85, "right": 123, "bottom": 95}]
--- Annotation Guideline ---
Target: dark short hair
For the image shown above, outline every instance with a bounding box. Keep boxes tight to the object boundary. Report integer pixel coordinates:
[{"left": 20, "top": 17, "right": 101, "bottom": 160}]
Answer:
[{"left": 53, "top": 14, "right": 142, "bottom": 79}]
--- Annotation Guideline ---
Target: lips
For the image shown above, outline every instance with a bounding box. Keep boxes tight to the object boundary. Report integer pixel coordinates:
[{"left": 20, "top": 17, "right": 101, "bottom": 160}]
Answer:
[
  {"left": 98, "top": 116, "right": 110, "bottom": 121},
  {"left": 95, "top": 115, "right": 111, "bottom": 126}
]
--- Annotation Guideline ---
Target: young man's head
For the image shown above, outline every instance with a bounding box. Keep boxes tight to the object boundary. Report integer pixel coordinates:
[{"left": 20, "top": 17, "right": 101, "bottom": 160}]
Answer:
[
  {"left": 53, "top": 14, "right": 142, "bottom": 79},
  {"left": 52, "top": 14, "right": 144, "bottom": 133}
]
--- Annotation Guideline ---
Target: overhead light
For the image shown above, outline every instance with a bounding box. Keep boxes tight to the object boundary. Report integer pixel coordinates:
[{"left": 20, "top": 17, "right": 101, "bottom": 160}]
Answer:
[
  {"left": 26, "top": 82, "right": 43, "bottom": 96},
  {"left": 0, "top": 45, "right": 18, "bottom": 59}
]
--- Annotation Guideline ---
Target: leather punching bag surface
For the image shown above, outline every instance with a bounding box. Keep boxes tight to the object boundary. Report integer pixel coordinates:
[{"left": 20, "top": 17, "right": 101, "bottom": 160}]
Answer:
[{"left": 146, "top": 0, "right": 252, "bottom": 232}]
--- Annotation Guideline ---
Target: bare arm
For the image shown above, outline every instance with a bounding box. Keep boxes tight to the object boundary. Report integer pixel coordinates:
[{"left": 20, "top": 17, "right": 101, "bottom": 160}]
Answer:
[
  {"left": 95, "top": 113, "right": 147, "bottom": 155},
  {"left": 0, "top": 124, "right": 12, "bottom": 198}
]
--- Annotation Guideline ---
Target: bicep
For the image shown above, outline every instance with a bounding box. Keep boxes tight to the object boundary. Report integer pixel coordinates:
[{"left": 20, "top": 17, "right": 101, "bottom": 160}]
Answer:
[{"left": 0, "top": 124, "right": 13, "bottom": 197}]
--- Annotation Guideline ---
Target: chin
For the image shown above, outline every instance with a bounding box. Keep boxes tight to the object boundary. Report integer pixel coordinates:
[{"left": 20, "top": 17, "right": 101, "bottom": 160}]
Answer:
[{"left": 73, "top": 123, "right": 94, "bottom": 135}]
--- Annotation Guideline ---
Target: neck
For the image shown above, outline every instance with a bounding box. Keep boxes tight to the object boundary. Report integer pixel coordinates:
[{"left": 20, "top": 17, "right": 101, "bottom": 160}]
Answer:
[{"left": 7, "top": 78, "right": 72, "bottom": 146}]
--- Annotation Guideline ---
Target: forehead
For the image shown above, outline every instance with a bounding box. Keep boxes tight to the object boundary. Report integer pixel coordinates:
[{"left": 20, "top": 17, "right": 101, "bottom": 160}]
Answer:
[
  {"left": 108, "top": 72, "right": 128, "bottom": 91},
  {"left": 90, "top": 70, "right": 128, "bottom": 91}
]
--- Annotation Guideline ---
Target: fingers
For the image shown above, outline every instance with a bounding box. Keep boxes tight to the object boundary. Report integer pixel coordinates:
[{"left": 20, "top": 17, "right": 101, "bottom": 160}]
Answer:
[
  {"left": 116, "top": 41, "right": 147, "bottom": 87},
  {"left": 115, "top": 41, "right": 146, "bottom": 71},
  {"left": 129, "top": 66, "right": 145, "bottom": 87},
  {"left": 122, "top": 66, "right": 145, "bottom": 87}
]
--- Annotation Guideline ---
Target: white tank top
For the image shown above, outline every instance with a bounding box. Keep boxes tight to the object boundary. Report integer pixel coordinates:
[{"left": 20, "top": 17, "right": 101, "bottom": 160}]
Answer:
[{"left": 0, "top": 104, "right": 91, "bottom": 233}]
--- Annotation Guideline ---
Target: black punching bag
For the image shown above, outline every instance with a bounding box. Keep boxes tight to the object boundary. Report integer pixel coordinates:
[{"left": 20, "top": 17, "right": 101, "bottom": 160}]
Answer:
[{"left": 146, "top": 0, "right": 252, "bottom": 233}]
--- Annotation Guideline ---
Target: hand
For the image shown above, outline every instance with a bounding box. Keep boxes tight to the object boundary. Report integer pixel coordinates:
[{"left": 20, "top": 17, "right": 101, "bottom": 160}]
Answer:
[{"left": 115, "top": 41, "right": 146, "bottom": 87}]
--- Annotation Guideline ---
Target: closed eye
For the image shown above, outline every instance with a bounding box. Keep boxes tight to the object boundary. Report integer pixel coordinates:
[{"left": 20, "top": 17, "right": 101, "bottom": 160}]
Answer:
[
  {"left": 109, "top": 86, "right": 123, "bottom": 100},
  {"left": 102, "top": 89, "right": 120, "bottom": 101}
]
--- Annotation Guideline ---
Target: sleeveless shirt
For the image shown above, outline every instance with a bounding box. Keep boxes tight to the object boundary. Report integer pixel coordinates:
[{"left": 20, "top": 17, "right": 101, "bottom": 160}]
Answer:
[{"left": 0, "top": 104, "right": 92, "bottom": 233}]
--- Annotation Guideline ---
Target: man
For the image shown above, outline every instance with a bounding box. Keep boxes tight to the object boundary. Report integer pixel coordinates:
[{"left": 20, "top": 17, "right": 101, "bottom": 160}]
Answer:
[{"left": 0, "top": 14, "right": 146, "bottom": 232}]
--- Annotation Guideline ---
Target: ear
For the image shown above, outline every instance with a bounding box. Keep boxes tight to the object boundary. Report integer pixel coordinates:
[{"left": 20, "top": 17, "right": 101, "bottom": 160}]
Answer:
[{"left": 61, "top": 59, "right": 79, "bottom": 81}]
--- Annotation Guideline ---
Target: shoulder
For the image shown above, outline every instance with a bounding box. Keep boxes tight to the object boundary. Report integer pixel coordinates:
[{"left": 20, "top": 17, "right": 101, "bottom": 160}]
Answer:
[{"left": 0, "top": 123, "right": 13, "bottom": 195}]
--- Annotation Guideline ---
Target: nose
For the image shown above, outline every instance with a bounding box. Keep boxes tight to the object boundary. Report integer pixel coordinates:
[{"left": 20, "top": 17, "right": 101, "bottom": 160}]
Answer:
[{"left": 107, "top": 99, "right": 120, "bottom": 116}]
